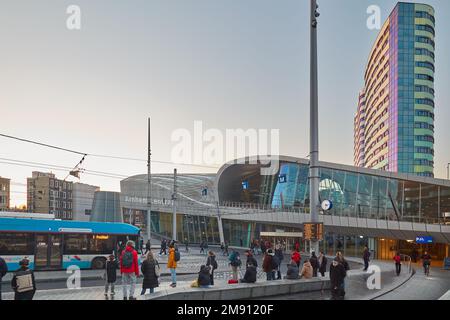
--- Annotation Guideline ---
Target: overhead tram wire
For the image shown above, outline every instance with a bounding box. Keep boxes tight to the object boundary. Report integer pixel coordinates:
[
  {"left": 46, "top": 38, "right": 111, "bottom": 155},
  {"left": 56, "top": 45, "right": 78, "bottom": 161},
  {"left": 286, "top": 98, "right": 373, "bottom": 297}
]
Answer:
[
  {"left": 0, "top": 157, "right": 218, "bottom": 189},
  {"left": 0, "top": 132, "right": 220, "bottom": 170}
]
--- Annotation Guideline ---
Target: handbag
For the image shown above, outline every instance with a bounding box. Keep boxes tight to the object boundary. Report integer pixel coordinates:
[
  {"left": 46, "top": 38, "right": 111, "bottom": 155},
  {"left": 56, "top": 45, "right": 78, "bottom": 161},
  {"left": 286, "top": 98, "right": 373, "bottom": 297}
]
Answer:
[{"left": 155, "top": 261, "right": 161, "bottom": 277}]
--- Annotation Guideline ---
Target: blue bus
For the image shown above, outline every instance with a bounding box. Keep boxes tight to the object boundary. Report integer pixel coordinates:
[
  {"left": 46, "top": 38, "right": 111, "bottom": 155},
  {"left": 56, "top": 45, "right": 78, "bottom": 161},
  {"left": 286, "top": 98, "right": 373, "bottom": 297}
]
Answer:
[{"left": 0, "top": 215, "right": 140, "bottom": 271}]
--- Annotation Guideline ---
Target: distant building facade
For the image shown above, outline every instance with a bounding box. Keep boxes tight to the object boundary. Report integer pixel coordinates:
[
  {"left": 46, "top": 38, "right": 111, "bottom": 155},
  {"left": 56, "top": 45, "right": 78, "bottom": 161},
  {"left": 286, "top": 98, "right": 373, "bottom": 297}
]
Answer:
[
  {"left": 0, "top": 177, "right": 10, "bottom": 211},
  {"left": 72, "top": 183, "right": 99, "bottom": 221},
  {"left": 27, "top": 172, "right": 73, "bottom": 220}
]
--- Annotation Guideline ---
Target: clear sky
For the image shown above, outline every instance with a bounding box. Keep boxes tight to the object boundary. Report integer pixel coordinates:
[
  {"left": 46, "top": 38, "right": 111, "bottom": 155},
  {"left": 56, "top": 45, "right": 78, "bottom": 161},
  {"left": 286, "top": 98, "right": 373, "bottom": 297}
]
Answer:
[{"left": 1, "top": 0, "right": 450, "bottom": 207}]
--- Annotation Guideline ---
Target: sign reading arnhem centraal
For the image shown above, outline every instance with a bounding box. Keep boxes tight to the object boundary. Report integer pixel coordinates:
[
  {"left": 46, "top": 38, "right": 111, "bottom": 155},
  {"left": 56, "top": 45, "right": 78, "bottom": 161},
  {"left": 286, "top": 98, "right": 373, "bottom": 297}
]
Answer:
[{"left": 124, "top": 196, "right": 173, "bottom": 206}]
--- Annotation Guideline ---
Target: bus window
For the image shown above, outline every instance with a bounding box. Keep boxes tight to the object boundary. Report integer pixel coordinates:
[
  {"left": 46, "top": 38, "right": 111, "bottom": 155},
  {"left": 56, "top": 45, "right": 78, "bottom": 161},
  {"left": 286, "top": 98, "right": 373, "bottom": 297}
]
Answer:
[
  {"left": 0, "top": 233, "right": 34, "bottom": 255},
  {"left": 89, "top": 235, "right": 115, "bottom": 254},
  {"left": 64, "top": 234, "right": 89, "bottom": 254}
]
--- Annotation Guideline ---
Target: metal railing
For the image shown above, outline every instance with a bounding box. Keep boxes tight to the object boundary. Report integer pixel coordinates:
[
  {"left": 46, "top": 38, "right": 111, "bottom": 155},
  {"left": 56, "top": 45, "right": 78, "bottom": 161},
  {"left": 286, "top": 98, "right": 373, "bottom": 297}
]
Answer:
[{"left": 400, "top": 254, "right": 412, "bottom": 274}]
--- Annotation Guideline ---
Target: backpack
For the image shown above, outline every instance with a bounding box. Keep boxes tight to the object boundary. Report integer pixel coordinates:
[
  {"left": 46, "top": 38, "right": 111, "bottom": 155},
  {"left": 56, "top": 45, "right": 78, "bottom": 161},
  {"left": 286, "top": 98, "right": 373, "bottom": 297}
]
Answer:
[
  {"left": 122, "top": 251, "right": 134, "bottom": 268},
  {"left": 230, "top": 253, "right": 241, "bottom": 267},
  {"left": 175, "top": 250, "right": 181, "bottom": 262},
  {"left": 14, "top": 270, "right": 34, "bottom": 293}
]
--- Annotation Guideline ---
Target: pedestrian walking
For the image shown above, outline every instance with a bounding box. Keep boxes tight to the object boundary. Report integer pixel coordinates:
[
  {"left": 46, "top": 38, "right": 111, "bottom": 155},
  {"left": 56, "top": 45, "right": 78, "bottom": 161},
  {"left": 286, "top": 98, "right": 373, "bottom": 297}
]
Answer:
[
  {"left": 167, "top": 243, "right": 179, "bottom": 287},
  {"left": 0, "top": 255, "right": 8, "bottom": 300},
  {"left": 262, "top": 249, "right": 276, "bottom": 281},
  {"left": 120, "top": 240, "right": 139, "bottom": 300},
  {"left": 206, "top": 251, "right": 218, "bottom": 285},
  {"left": 309, "top": 251, "right": 319, "bottom": 277},
  {"left": 144, "top": 240, "right": 151, "bottom": 255},
  {"left": 300, "top": 259, "right": 313, "bottom": 279},
  {"left": 11, "top": 258, "right": 36, "bottom": 300},
  {"left": 220, "top": 243, "right": 225, "bottom": 255},
  {"left": 160, "top": 239, "right": 167, "bottom": 256},
  {"left": 200, "top": 241, "right": 205, "bottom": 255},
  {"left": 104, "top": 254, "right": 118, "bottom": 299},
  {"left": 363, "top": 246, "right": 370, "bottom": 271},
  {"left": 421, "top": 251, "right": 432, "bottom": 275},
  {"left": 141, "top": 251, "right": 160, "bottom": 295},
  {"left": 329, "top": 258, "right": 346, "bottom": 300},
  {"left": 224, "top": 242, "right": 229, "bottom": 256},
  {"left": 318, "top": 251, "right": 328, "bottom": 277},
  {"left": 185, "top": 239, "right": 189, "bottom": 252},
  {"left": 228, "top": 250, "right": 242, "bottom": 281},
  {"left": 139, "top": 238, "right": 144, "bottom": 254},
  {"left": 393, "top": 252, "right": 402, "bottom": 276},
  {"left": 240, "top": 238, "right": 243, "bottom": 247}
]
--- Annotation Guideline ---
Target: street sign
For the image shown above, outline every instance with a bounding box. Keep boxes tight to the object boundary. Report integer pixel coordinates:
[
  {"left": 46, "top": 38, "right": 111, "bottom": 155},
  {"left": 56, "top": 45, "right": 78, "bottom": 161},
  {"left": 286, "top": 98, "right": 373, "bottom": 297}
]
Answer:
[
  {"left": 303, "top": 223, "right": 324, "bottom": 241},
  {"left": 416, "top": 236, "right": 433, "bottom": 244},
  {"left": 242, "top": 180, "right": 249, "bottom": 190},
  {"left": 278, "top": 174, "right": 287, "bottom": 183}
]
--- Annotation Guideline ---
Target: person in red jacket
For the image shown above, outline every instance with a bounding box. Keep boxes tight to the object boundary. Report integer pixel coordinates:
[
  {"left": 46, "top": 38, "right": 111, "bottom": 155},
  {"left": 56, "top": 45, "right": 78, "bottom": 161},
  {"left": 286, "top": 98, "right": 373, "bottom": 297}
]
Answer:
[
  {"left": 120, "top": 240, "right": 139, "bottom": 300},
  {"left": 291, "top": 250, "right": 301, "bottom": 268},
  {"left": 393, "top": 252, "right": 402, "bottom": 276}
]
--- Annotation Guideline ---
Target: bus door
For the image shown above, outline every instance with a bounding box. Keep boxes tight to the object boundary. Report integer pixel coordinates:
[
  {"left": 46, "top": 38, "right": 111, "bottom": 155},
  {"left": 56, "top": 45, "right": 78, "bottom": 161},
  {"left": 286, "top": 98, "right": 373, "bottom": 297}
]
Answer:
[{"left": 34, "top": 234, "right": 63, "bottom": 270}]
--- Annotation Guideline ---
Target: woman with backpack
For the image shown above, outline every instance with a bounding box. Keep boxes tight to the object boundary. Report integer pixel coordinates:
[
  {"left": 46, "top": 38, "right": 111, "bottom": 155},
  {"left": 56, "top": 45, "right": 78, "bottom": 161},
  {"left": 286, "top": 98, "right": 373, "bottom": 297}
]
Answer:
[
  {"left": 167, "top": 244, "right": 178, "bottom": 288},
  {"left": 141, "top": 251, "right": 160, "bottom": 295},
  {"left": 11, "top": 258, "right": 36, "bottom": 300},
  {"left": 206, "top": 251, "right": 218, "bottom": 285},
  {"left": 228, "top": 250, "right": 241, "bottom": 281}
]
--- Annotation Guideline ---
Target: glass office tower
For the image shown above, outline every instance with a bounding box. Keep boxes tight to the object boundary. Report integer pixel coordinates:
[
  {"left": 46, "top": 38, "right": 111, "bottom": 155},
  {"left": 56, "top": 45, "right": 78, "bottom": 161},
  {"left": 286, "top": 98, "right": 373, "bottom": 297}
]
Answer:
[{"left": 354, "top": 3, "right": 435, "bottom": 177}]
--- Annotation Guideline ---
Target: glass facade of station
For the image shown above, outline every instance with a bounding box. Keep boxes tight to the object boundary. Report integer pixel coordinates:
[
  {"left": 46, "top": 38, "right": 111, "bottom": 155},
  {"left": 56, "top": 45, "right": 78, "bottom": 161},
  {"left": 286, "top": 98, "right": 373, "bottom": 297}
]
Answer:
[{"left": 221, "top": 162, "right": 450, "bottom": 225}]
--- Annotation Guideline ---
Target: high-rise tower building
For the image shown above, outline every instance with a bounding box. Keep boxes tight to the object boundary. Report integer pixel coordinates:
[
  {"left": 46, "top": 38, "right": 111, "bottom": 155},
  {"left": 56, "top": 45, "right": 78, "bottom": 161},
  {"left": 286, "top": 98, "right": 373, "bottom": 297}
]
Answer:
[{"left": 354, "top": 2, "right": 435, "bottom": 177}]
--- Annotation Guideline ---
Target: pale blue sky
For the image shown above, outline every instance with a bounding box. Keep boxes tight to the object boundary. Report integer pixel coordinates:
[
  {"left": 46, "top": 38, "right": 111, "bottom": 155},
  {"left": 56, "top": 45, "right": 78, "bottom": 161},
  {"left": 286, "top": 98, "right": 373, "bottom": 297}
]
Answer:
[{"left": 1, "top": 0, "right": 449, "bottom": 206}]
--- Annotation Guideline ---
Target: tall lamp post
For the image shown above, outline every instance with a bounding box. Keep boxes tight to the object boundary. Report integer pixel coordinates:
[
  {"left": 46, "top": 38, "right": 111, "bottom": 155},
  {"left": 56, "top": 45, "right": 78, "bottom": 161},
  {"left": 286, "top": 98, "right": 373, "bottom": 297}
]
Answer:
[
  {"left": 447, "top": 163, "right": 450, "bottom": 180},
  {"left": 309, "top": 0, "right": 320, "bottom": 254},
  {"left": 147, "top": 118, "right": 152, "bottom": 242}
]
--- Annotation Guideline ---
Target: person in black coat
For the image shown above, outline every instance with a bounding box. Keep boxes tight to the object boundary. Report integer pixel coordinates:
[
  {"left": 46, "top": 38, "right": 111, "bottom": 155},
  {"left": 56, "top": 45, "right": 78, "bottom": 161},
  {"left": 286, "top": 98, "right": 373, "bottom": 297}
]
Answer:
[
  {"left": 0, "top": 256, "right": 8, "bottom": 300},
  {"left": 318, "top": 252, "right": 328, "bottom": 277},
  {"left": 206, "top": 251, "right": 218, "bottom": 285},
  {"left": 198, "top": 265, "right": 211, "bottom": 287},
  {"left": 245, "top": 250, "right": 258, "bottom": 269},
  {"left": 329, "top": 259, "right": 347, "bottom": 300},
  {"left": 104, "top": 254, "right": 118, "bottom": 298},
  {"left": 240, "top": 265, "right": 257, "bottom": 283},
  {"left": 140, "top": 252, "right": 159, "bottom": 295},
  {"left": 11, "top": 258, "right": 36, "bottom": 300},
  {"left": 309, "top": 251, "right": 319, "bottom": 277},
  {"left": 274, "top": 245, "right": 284, "bottom": 280}
]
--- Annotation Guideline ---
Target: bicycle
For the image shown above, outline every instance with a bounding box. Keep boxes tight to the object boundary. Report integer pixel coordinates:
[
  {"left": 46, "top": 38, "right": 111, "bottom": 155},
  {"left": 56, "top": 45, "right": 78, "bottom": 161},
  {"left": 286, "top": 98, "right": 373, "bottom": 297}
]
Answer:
[{"left": 424, "top": 262, "right": 430, "bottom": 277}]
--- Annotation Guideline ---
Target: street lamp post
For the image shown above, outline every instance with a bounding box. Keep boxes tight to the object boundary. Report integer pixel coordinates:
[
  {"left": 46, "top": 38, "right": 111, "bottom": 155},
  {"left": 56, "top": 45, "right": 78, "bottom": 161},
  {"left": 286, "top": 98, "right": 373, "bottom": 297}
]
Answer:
[
  {"left": 309, "top": 0, "right": 320, "bottom": 254},
  {"left": 447, "top": 163, "right": 450, "bottom": 180},
  {"left": 147, "top": 118, "right": 152, "bottom": 242}
]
